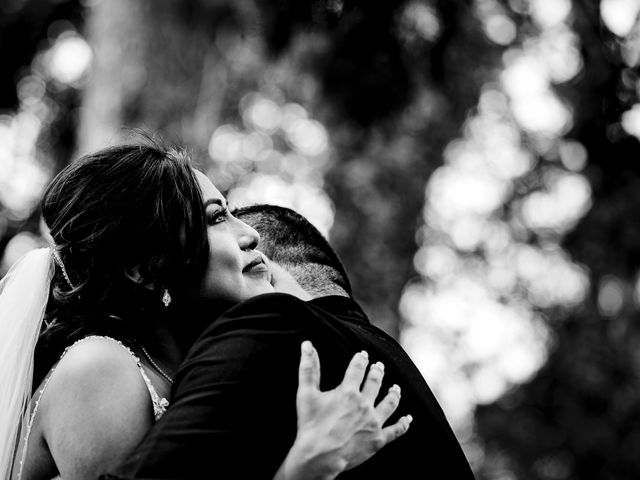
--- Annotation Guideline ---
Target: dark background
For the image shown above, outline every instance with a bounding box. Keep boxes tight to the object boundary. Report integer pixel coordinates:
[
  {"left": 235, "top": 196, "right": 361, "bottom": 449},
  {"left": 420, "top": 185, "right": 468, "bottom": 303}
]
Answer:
[{"left": 1, "top": 1, "right": 640, "bottom": 478}]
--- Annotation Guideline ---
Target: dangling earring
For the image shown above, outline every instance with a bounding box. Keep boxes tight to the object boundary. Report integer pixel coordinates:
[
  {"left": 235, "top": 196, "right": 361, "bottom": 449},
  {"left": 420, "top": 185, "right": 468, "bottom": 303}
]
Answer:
[{"left": 162, "top": 289, "right": 171, "bottom": 307}]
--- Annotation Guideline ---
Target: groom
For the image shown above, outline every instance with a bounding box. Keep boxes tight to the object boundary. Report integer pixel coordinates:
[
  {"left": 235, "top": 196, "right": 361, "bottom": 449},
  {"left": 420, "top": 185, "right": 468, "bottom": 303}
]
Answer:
[{"left": 109, "top": 204, "right": 475, "bottom": 479}]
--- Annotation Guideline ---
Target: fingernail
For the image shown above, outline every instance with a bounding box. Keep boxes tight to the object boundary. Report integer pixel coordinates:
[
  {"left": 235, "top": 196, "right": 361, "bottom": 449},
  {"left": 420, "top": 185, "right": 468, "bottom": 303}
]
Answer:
[
  {"left": 360, "top": 350, "right": 369, "bottom": 359},
  {"left": 301, "top": 341, "right": 313, "bottom": 354},
  {"left": 390, "top": 384, "right": 401, "bottom": 395},
  {"left": 407, "top": 414, "right": 413, "bottom": 423},
  {"left": 372, "top": 361, "right": 384, "bottom": 371}
]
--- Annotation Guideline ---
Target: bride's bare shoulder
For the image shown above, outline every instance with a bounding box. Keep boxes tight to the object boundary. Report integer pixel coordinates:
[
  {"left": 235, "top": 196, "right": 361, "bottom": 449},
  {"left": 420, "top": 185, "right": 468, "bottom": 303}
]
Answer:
[
  {"left": 41, "top": 336, "right": 151, "bottom": 419},
  {"left": 47, "top": 337, "right": 144, "bottom": 396},
  {"left": 48, "top": 336, "right": 141, "bottom": 384},
  {"left": 36, "top": 336, "right": 154, "bottom": 477}
]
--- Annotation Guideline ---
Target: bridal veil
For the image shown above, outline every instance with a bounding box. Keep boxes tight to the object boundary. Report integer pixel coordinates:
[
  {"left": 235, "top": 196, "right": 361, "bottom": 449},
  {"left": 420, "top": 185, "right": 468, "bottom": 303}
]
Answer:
[{"left": 0, "top": 248, "right": 53, "bottom": 479}]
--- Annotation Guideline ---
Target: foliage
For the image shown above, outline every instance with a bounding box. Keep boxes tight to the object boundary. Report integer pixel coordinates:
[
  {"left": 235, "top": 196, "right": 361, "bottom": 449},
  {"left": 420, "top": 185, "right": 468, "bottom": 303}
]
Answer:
[
  {"left": 3, "top": 1, "right": 640, "bottom": 479},
  {"left": 474, "top": 1, "right": 640, "bottom": 478}
]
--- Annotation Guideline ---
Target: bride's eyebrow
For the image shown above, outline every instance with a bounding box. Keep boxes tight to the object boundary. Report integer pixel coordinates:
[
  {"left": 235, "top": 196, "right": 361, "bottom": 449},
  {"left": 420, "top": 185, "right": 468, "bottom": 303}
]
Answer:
[{"left": 204, "top": 198, "right": 227, "bottom": 210}]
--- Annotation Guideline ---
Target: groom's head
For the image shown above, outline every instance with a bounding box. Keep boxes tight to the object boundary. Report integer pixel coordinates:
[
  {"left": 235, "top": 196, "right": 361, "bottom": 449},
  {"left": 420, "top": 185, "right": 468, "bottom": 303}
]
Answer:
[{"left": 234, "top": 204, "right": 352, "bottom": 298}]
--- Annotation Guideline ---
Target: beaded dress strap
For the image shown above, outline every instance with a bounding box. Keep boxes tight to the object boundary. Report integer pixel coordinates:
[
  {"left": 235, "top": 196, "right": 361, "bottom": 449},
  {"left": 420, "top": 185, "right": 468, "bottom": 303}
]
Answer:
[{"left": 16, "top": 335, "right": 169, "bottom": 480}]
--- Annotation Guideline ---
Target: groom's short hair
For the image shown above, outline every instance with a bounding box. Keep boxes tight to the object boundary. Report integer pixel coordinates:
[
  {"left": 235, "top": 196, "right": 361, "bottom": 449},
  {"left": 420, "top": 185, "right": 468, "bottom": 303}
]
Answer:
[{"left": 234, "top": 204, "right": 352, "bottom": 297}]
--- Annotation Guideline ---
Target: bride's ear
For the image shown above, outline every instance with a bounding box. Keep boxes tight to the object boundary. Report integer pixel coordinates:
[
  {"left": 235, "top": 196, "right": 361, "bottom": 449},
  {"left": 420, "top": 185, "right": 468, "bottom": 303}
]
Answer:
[{"left": 124, "top": 264, "right": 156, "bottom": 291}]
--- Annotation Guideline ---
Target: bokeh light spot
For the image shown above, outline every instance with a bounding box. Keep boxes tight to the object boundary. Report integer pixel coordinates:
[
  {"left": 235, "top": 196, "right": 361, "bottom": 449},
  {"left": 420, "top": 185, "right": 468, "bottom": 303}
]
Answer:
[
  {"left": 601, "top": 0, "right": 640, "bottom": 37},
  {"left": 598, "top": 275, "right": 626, "bottom": 317},
  {"left": 484, "top": 14, "right": 517, "bottom": 45},
  {"left": 242, "top": 94, "right": 282, "bottom": 133},
  {"left": 284, "top": 118, "right": 328, "bottom": 157},
  {"left": 621, "top": 103, "right": 640, "bottom": 138},
  {"left": 0, "top": 232, "right": 41, "bottom": 273},
  {"left": 530, "top": 0, "right": 572, "bottom": 28},
  {"left": 559, "top": 140, "right": 588, "bottom": 171},
  {"left": 400, "top": 2, "right": 441, "bottom": 41},
  {"left": 46, "top": 34, "right": 92, "bottom": 85}
]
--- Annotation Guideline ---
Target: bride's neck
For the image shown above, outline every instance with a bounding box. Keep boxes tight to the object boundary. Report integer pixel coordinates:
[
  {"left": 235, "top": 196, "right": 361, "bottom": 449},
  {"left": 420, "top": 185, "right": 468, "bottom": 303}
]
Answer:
[
  {"left": 141, "top": 298, "right": 234, "bottom": 372},
  {"left": 139, "top": 320, "right": 186, "bottom": 375}
]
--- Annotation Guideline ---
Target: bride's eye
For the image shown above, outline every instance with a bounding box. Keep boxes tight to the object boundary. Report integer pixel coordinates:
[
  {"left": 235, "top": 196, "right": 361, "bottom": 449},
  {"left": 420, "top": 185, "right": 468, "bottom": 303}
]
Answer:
[{"left": 207, "top": 209, "right": 228, "bottom": 225}]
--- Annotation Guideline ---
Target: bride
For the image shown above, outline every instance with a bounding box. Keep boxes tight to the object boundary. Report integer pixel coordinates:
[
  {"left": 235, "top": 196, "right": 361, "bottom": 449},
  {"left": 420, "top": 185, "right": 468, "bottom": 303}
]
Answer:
[{"left": 0, "top": 138, "right": 410, "bottom": 480}]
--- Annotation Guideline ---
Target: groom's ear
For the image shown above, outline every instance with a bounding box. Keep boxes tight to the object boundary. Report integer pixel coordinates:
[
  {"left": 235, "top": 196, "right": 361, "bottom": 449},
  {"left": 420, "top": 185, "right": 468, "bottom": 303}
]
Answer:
[{"left": 270, "top": 261, "right": 312, "bottom": 301}]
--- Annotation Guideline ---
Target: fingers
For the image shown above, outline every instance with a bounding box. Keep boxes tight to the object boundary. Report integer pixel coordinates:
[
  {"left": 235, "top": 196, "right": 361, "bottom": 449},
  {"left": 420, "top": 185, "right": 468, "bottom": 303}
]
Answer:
[
  {"left": 298, "top": 341, "right": 320, "bottom": 391},
  {"left": 310, "top": 342, "right": 320, "bottom": 387},
  {"left": 341, "top": 350, "right": 369, "bottom": 390},
  {"left": 361, "top": 361, "right": 385, "bottom": 402},
  {"left": 379, "top": 414, "right": 413, "bottom": 447},
  {"left": 375, "top": 384, "right": 402, "bottom": 422}
]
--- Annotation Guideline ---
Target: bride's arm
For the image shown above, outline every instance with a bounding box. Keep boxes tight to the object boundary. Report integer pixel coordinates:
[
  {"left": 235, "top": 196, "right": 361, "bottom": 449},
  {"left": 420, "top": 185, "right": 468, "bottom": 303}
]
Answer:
[
  {"left": 274, "top": 342, "right": 412, "bottom": 480},
  {"left": 37, "top": 339, "right": 156, "bottom": 480}
]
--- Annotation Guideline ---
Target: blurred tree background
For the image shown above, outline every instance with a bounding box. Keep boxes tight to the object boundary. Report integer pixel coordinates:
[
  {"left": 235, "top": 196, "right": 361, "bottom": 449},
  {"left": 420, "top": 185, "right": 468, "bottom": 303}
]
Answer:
[{"left": 2, "top": 0, "right": 640, "bottom": 478}]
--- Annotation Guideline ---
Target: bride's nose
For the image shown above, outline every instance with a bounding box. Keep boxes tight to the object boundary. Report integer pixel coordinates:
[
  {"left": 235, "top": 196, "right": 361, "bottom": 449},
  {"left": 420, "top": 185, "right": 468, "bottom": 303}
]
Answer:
[{"left": 237, "top": 220, "right": 260, "bottom": 251}]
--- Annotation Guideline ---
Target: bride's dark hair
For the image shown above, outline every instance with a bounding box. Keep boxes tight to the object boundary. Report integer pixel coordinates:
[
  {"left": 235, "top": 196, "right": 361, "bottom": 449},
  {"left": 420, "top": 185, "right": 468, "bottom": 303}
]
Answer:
[{"left": 34, "top": 137, "right": 209, "bottom": 386}]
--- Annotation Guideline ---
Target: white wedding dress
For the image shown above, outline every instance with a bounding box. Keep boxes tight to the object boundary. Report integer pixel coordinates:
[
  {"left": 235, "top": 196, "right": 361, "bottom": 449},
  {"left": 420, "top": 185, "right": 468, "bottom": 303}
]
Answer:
[{"left": 14, "top": 335, "right": 169, "bottom": 480}]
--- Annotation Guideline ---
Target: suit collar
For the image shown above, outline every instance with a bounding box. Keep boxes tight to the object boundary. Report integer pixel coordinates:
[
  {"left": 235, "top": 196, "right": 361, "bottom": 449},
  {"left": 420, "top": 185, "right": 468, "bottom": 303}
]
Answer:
[{"left": 308, "top": 295, "right": 370, "bottom": 325}]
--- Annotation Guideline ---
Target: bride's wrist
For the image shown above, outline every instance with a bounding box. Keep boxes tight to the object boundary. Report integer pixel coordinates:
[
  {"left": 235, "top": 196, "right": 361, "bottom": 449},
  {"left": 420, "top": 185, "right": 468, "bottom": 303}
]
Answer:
[{"left": 281, "top": 432, "right": 345, "bottom": 480}]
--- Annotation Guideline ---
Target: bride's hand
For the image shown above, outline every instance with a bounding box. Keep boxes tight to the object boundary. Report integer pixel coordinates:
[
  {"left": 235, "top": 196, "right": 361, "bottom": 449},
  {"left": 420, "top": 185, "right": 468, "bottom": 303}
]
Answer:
[{"left": 281, "top": 341, "right": 412, "bottom": 480}]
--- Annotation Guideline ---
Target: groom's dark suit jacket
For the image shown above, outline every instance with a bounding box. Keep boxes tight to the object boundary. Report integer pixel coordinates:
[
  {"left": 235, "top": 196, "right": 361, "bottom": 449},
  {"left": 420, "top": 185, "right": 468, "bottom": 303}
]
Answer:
[{"left": 109, "top": 293, "right": 475, "bottom": 479}]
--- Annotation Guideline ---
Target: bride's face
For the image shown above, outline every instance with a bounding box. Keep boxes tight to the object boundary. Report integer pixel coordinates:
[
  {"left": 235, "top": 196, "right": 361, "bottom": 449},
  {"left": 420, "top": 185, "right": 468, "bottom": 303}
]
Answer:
[{"left": 194, "top": 170, "right": 274, "bottom": 306}]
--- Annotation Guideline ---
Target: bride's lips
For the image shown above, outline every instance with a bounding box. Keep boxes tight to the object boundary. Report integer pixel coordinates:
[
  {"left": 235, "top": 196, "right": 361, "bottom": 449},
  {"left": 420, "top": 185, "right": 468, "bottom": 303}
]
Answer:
[{"left": 243, "top": 255, "right": 269, "bottom": 275}]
